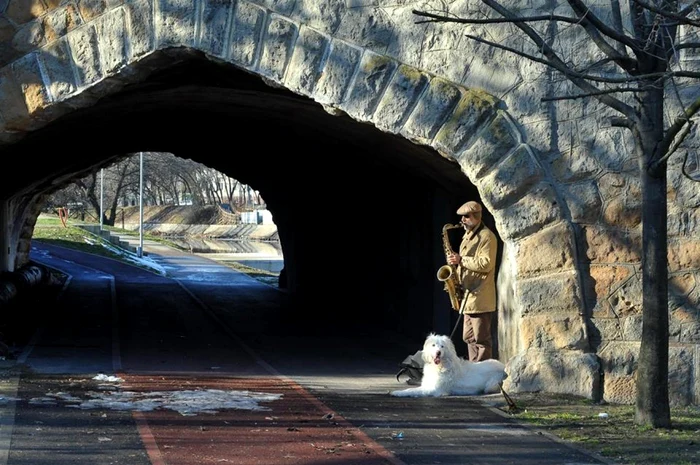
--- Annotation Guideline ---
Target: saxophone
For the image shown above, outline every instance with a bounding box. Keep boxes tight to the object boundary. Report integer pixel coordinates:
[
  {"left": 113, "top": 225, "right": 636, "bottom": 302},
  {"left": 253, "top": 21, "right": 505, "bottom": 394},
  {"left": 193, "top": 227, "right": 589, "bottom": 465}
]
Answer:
[{"left": 437, "top": 223, "right": 464, "bottom": 311}]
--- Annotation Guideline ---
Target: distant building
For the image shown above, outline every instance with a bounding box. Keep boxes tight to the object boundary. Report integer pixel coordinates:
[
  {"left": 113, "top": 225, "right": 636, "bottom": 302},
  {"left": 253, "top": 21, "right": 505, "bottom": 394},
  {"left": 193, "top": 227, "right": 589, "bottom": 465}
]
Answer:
[{"left": 240, "top": 209, "right": 273, "bottom": 225}]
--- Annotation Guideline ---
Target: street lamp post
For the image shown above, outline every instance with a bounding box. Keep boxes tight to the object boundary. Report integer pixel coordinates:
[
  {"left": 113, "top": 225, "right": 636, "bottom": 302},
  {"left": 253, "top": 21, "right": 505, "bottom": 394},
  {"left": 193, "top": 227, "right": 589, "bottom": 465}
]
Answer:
[
  {"left": 100, "top": 168, "right": 104, "bottom": 231},
  {"left": 138, "top": 152, "right": 144, "bottom": 258}
]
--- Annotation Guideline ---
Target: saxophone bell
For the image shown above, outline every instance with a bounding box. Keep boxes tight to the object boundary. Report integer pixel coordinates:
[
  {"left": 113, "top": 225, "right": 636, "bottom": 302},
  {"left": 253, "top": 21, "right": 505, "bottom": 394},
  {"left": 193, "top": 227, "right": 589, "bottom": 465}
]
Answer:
[{"left": 437, "top": 265, "right": 461, "bottom": 311}]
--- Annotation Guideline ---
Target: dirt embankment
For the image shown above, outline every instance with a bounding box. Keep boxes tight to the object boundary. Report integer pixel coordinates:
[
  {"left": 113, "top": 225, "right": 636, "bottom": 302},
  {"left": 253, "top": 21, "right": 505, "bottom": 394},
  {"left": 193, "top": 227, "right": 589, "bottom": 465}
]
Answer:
[
  {"left": 116, "top": 205, "right": 277, "bottom": 240},
  {"left": 117, "top": 205, "right": 226, "bottom": 225}
]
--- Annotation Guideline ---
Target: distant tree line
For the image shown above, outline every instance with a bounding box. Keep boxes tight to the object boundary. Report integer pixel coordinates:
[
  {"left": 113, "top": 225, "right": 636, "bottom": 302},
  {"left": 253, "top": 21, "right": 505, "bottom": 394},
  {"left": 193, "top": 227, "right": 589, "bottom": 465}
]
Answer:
[{"left": 45, "top": 152, "right": 265, "bottom": 226}]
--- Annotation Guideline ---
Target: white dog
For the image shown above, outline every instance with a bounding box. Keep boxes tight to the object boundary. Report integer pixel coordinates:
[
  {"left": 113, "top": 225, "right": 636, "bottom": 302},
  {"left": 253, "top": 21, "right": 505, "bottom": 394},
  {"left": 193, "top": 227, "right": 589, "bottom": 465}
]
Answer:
[{"left": 390, "top": 333, "right": 506, "bottom": 397}]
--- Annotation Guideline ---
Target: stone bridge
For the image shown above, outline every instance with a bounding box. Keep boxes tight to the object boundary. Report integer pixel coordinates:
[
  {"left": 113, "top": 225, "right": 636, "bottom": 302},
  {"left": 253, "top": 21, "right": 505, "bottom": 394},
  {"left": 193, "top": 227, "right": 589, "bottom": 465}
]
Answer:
[{"left": 0, "top": 0, "right": 698, "bottom": 405}]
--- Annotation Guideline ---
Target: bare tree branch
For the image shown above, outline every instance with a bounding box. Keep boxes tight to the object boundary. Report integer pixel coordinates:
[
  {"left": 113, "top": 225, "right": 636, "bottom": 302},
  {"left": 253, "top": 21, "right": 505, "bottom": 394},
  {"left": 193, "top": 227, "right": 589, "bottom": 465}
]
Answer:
[
  {"left": 414, "top": 1, "right": 637, "bottom": 118},
  {"left": 541, "top": 86, "right": 641, "bottom": 101},
  {"left": 680, "top": 0, "right": 700, "bottom": 17},
  {"left": 673, "top": 41, "right": 700, "bottom": 50},
  {"left": 611, "top": 116, "right": 634, "bottom": 128},
  {"left": 671, "top": 69, "right": 700, "bottom": 77},
  {"left": 414, "top": 5, "right": 638, "bottom": 70},
  {"left": 653, "top": 94, "right": 700, "bottom": 171},
  {"left": 631, "top": 0, "right": 700, "bottom": 27},
  {"left": 460, "top": 31, "right": 650, "bottom": 84},
  {"left": 565, "top": 0, "right": 637, "bottom": 68},
  {"left": 682, "top": 150, "right": 700, "bottom": 180},
  {"left": 655, "top": 119, "right": 693, "bottom": 169},
  {"left": 413, "top": 9, "right": 584, "bottom": 25}
]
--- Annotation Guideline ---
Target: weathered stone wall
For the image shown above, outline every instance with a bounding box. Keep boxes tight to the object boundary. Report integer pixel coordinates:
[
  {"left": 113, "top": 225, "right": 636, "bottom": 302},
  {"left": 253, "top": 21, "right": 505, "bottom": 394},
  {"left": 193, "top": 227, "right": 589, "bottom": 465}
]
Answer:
[{"left": 0, "top": 0, "right": 698, "bottom": 404}]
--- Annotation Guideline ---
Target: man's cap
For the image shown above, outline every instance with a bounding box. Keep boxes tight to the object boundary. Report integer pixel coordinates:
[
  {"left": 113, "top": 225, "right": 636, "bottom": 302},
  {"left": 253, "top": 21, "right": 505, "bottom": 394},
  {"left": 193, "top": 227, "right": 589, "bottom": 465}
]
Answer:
[{"left": 456, "top": 201, "right": 482, "bottom": 216}]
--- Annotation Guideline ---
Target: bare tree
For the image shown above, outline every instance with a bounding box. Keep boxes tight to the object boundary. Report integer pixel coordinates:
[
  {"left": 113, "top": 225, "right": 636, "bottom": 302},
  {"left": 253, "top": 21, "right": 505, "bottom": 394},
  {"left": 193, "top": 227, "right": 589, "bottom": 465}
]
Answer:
[
  {"left": 413, "top": 1, "right": 700, "bottom": 428},
  {"left": 72, "top": 158, "right": 140, "bottom": 226},
  {"left": 47, "top": 153, "right": 262, "bottom": 222}
]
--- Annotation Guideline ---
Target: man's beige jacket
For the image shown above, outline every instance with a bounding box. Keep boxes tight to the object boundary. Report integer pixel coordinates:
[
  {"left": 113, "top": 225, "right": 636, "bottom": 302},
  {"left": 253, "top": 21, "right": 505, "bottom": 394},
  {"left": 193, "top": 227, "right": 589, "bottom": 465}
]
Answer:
[{"left": 457, "top": 222, "right": 497, "bottom": 315}]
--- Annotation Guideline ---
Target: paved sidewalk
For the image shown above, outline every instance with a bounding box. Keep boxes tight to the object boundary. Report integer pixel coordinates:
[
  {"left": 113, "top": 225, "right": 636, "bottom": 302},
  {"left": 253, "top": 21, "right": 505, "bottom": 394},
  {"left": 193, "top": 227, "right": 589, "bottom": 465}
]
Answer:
[
  {"left": 23, "top": 237, "right": 614, "bottom": 465},
  {"left": 131, "top": 237, "right": 612, "bottom": 465}
]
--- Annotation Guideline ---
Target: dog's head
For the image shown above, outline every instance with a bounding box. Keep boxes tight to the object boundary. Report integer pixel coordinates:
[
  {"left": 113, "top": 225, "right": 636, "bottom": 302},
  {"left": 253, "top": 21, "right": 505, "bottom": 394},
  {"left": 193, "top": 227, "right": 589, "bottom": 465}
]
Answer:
[{"left": 422, "top": 333, "right": 457, "bottom": 366}]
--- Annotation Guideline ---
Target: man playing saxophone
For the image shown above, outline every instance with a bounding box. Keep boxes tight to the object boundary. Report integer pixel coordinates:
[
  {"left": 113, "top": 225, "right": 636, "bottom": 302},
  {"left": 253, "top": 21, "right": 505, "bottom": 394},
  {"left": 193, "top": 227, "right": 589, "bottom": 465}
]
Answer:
[{"left": 446, "top": 201, "right": 497, "bottom": 362}]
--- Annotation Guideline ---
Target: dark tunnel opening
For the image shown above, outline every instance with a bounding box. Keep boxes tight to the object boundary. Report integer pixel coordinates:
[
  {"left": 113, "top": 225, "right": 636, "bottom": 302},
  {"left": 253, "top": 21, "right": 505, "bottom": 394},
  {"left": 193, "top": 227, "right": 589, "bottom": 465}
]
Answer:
[{"left": 2, "top": 54, "right": 499, "bottom": 343}]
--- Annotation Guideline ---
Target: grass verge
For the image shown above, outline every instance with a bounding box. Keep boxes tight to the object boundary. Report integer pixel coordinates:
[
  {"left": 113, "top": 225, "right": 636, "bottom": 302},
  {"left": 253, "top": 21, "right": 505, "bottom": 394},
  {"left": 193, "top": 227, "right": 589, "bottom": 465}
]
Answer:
[{"left": 498, "top": 392, "right": 700, "bottom": 465}]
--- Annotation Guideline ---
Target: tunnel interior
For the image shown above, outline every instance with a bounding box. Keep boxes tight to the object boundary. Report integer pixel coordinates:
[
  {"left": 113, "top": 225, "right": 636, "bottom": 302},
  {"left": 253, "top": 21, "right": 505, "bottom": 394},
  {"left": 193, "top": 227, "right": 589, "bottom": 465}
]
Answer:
[{"left": 1, "top": 52, "right": 497, "bottom": 340}]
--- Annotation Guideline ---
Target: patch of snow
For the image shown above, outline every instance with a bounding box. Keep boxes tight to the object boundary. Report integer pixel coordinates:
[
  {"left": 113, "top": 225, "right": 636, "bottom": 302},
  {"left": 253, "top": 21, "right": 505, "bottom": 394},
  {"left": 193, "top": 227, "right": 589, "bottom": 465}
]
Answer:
[{"left": 34, "top": 388, "right": 283, "bottom": 416}]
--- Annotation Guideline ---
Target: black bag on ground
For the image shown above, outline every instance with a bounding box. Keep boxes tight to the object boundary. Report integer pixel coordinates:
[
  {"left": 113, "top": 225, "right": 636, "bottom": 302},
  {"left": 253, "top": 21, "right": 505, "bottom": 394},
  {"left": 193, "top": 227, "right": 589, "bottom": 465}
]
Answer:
[{"left": 396, "top": 350, "right": 424, "bottom": 385}]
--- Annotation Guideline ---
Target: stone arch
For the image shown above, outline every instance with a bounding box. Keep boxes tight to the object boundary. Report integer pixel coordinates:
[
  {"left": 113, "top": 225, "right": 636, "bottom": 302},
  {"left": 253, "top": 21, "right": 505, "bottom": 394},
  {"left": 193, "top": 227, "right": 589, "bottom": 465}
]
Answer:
[{"left": 0, "top": 0, "right": 601, "bottom": 398}]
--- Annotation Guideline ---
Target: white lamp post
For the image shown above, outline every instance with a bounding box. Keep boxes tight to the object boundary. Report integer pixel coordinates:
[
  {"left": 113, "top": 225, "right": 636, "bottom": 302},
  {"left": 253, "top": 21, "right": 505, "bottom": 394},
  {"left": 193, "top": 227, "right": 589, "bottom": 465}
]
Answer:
[{"left": 138, "top": 152, "right": 144, "bottom": 257}]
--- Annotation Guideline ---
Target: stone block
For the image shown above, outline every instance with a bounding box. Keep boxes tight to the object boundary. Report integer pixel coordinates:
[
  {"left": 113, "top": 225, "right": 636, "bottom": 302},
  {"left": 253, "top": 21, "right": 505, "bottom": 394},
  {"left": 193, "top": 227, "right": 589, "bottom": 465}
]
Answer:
[
  {"left": 96, "top": 8, "right": 128, "bottom": 75},
  {"left": 156, "top": 0, "right": 196, "bottom": 48},
  {"left": 670, "top": 272, "right": 699, "bottom": 313},
  {"left": 562, "top": 181, "right": 602, "bottom": 224},
  {"left": 457, "top": 112, "right": 520, "bottom": 181},
  {"left": 0, "top": 17, "right": 18, "bottom": 66},
  {"left": 44, "top": 2, "right": 82, "bottom": 44},
  {"left": 608, "top": 273, "right": 641, "bottom": 318},
  {"left": 290, "top": 0, "right": 342, "bottom": 34},
  {"left": 40, "top": 38, "right": 76, "bottom": 101},
  {"left": 313, "top": 38, "right": 360, "bottom": 106},
  {"left": 496, "top": 182, "right": 563, "bottom": 240},
  {"left": 11, "top": 19, "right": 45, "bottom": 55},
  {"left": 11, "top": 53, "right": 49, "bottom": 114},
  {"left": 229, "top": 0, "right": 265, "bottom": 68},
  {"left": 668, "top": 209, "right": 700, "bottom": 237},
  {"left": 257, "top": 0, "right": 296, "bottom": 17},
  {"left": 76, "top": 0, "right": 110, "bottom": 22},
  {"left": 598, "top": 341, "right": 637, "bottom": 404},
  {"left": 586, "top": 264, "right": 635, "bottom": 316},
  {"left": 520, "top": 313, "right": 587, "bottom": 351},
  {"left": 4, "top": 0, "right": 48, "bottom": 25},
  {"left": 514, "top": 222, "right": 576, "bottom": 277},
  {"left": 668, "top": 238, "right": 700, "bottom": 273},
  {"left": 333, "top": 5, "right": 392, "bottom": 53},
  {"left": 581, "top": 225, "right": 641, "bottom": 264},
  {"left": 258, "top": 14, "right": 297, "bottom": 83},
  {"left": 126, "top": 0, "right": 155, "bottom": 59},
  {"left": 550, "top": 143, "right": 602, "bottom": 182},
  {"left": 621, "top": 314, "right": 642, "bottom": 341},
  {"left": 373, "top": 64, "right": 428, "bottom": 134},
  {"left": 67, "top": 24, "right": 102, "bottom": 87},
  {"left": 342, "top": 50, "right": 396, "bottom": 122},
  {"left": 503, "top": 350, "right": 600, "bottom": 400},
  {"left": 680, "top": 322, "right": 700, "bottom": 343},
  {"left": 199, "top": 0, "right": 235, "bottom": 58},
  {"left": 432, "top": 89, "right": 497, "bottom": 158},
  {"left": 604, "top": 197, "right": 641, "bottom": 229},
  {"left": 515, "top": 270, "right": 584, "bottom": 318},
  {"left": 590, "top": 317, "right": 623, "bottom": 344},
  {"left": 284, "top": 25, "right": 329, "bottom": 97},
  {"left": 599, "top": 342, "right": 695, "bottom": 406},
  {"left": 401, "top": 77, "right": 461, "bottom": 145},
  {"left": 479, "top": 144, "right": 543, "bottom": 209}
]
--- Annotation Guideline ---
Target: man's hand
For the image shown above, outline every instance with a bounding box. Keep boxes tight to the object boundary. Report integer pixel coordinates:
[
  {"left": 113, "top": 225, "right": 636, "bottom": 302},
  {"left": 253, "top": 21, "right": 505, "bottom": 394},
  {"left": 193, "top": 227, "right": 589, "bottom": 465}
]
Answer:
[{"left": 447, "top": 253, "right": 460, "bottom": 265}]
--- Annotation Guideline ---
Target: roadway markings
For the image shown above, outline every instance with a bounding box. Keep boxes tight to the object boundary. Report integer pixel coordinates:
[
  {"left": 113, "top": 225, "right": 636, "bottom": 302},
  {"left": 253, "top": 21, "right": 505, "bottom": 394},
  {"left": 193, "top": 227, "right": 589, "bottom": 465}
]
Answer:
[{"left": 174, "top": 279, "right": 410, "bottom": 465}]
